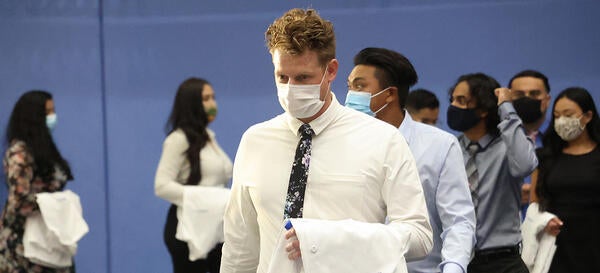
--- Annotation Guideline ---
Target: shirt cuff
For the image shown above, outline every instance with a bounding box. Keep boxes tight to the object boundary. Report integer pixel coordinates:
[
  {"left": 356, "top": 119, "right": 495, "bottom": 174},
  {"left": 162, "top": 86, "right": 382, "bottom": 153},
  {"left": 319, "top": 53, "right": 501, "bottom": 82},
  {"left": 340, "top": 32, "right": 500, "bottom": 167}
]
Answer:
[
  {"left": 498, "top": 101, "right": 517, "bottom": 120},
  {"left": 442, "top": 262, "right": 465, "bottom": 273}
]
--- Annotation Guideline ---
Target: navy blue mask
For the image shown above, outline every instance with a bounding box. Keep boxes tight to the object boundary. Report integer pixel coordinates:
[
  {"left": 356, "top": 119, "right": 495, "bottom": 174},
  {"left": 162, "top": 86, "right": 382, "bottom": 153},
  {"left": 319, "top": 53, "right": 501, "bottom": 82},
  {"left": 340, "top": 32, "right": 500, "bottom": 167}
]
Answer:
[
  {"left": 447, "top": 105, "right": 480, "bottom": 132},
  {"left": 513, "top": 97, "right": 543, "bottom": 124}
]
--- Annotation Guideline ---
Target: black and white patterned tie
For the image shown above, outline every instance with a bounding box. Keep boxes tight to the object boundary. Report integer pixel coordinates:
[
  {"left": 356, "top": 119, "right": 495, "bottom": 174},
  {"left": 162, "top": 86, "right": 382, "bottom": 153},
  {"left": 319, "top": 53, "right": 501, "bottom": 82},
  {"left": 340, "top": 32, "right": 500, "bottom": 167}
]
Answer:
[
  {"left": 283, "top": 124, "right": 314, "bottom": 219},
  {"left": 466, "top": 142, "right": 480, "bottom": 208}
]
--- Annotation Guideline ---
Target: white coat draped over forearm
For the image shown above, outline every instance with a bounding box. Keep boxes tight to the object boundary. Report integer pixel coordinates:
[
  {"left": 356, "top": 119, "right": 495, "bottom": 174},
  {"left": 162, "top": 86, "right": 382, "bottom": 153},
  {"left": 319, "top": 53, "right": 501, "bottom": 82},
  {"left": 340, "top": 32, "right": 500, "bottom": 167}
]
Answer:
[{"left": 267, "top": 218, "right": 412, "bottom": 273}]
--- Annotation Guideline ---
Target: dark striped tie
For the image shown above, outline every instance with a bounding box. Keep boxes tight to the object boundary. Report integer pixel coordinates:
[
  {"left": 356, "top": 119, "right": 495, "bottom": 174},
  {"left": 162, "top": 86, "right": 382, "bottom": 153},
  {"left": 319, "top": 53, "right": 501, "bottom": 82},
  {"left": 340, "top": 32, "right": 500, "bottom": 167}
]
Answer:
[
  {"left": 283, "top": 124, "right": 314, "bottom": 219},
  {"left": 466, "top": 142, "right": 480, "bottom": 208}
]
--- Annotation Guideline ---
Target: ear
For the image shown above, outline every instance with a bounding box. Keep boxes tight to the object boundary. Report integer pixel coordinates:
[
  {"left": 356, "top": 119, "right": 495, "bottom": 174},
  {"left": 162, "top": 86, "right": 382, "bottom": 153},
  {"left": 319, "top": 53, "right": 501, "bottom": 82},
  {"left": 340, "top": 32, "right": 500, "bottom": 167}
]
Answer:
[
  {"left": 326, "top": 59, "right": 339, "bottom": 82},
  {"left": 542, "top": 94, "right": 552, "bottom": 111},
  {"left": 385, "top": 86, "right": 397, "bottom": 104},
  {"left": 478, "top": 109, "right": 489, "bottom": 119},
  {"left": 582, "top": 110, "right": 594, "bottom": 126}
]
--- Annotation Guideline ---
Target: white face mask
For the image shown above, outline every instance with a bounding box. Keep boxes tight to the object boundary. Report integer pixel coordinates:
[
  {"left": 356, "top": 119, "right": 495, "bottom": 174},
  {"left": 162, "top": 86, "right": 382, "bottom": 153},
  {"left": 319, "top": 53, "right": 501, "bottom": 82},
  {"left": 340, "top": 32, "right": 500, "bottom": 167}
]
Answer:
[
  {"left": 277, "top": 66, "right": 329, "bottom": 119},
  {"left": 554, "top": 115, "right": 585, "bottom": 141}
]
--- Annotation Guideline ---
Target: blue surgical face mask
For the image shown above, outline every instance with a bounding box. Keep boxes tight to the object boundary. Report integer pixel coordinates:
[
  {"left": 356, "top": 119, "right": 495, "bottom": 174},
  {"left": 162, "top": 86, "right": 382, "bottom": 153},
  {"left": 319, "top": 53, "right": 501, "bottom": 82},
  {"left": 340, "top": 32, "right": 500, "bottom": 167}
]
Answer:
[
  {"left": 46, "top": 113, "right": 57, "bottom": 130},
  {"left": 345, "top": 88, "right": 389, "bottom": 116}
]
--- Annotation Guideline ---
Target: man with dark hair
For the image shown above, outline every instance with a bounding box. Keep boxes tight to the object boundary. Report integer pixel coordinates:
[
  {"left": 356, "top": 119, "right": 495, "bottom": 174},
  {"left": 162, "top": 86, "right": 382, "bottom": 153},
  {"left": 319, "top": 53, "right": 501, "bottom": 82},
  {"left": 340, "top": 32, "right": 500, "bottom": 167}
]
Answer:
[
  {"left": 447, "top": 73, "right": 537, "bottom": 273},
  {"left": 220, "top": 9, "right": 432, "bottom": 273},
  {"left": 346, "top": 47, "right": 476, "bottom": 273},
  {"left": 406, "top": 89, "right": 440, "bottom": 126},
  {"left": 508, "top": 70, "right": 551, "bottom": 136},
  {"left": 508, "top": 69, "right": 551, "bottom": 216}
]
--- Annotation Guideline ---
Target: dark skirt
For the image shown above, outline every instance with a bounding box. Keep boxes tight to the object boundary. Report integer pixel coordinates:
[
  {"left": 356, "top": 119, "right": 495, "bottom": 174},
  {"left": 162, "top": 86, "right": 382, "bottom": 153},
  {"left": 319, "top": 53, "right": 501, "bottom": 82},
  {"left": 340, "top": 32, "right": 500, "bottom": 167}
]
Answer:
[{"left": 163, "top": 205, "right": 223, "bottom": 273}]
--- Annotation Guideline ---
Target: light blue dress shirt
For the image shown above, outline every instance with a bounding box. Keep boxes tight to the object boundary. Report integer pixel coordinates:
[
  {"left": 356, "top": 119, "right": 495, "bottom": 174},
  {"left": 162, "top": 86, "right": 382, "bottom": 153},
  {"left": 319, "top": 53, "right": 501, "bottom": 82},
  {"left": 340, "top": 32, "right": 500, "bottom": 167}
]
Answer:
[
  {"left": 402, "top": 112, "right": 477, "bottom": 273},
  {"left": 521, "top": 129, "right": 544, "bottom": 220},
  {"left": 458, "top": 103, "right": 537, "bottom": 251}
]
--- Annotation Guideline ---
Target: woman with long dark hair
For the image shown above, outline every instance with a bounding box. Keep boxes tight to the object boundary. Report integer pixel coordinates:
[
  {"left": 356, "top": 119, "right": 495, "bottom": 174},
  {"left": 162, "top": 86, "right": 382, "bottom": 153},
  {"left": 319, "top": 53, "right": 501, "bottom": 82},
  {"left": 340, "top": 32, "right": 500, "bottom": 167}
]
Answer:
[
  {"left": 0, "top": 90, "right": 74, "bottom": 272},
  {"left": 154, "top": 78, "right": 232, "bottom": 272},
  {"left": 531, "top": 87, "right": 600, "bottom": 272}
]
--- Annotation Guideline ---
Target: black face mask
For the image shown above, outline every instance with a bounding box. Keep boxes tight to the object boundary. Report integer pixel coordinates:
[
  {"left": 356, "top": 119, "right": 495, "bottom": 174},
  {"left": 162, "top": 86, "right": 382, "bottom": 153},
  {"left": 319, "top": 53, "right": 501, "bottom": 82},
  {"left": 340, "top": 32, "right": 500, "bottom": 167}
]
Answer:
[
  {"left": 447, "top": 105, "right": 480, "bottom": 132},
  {"left": 512, "top": 97, "right": 543, "bottom": 124}
]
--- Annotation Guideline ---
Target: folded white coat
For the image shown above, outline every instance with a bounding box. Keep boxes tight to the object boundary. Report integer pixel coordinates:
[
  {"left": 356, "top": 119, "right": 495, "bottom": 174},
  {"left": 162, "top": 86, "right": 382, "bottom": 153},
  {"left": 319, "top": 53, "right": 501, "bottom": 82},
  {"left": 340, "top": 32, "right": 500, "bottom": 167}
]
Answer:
[
  {"left": 23, "top": 190, "right": 89, "bottom": 268},
  {"left": 176, "top": 186, "right": 230, "bottom": 261},
  {"left": 521, "top": 202, "right": 557, "bottom": 273},
  {"left": 267, "top": 218, "right": 409, "bottom": 273}
]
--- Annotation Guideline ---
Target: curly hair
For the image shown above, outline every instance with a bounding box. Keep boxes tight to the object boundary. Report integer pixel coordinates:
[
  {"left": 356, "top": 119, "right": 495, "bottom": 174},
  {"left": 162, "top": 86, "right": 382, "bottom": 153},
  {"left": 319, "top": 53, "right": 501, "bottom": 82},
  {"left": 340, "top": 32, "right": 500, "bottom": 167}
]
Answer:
[
  {"left": 448, "top": 73, "right": 501, "bottom": 136},
  {"left": 265, "top": 8, "right": 336, "bottom": 66}
]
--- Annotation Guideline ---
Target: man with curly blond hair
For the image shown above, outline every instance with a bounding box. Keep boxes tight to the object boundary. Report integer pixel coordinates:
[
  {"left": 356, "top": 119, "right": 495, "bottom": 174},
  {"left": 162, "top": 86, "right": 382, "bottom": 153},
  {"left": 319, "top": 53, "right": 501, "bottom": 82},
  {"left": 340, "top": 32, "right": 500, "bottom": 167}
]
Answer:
[{"left": 221, "top": 8, "right": 432, "bottom": 273}]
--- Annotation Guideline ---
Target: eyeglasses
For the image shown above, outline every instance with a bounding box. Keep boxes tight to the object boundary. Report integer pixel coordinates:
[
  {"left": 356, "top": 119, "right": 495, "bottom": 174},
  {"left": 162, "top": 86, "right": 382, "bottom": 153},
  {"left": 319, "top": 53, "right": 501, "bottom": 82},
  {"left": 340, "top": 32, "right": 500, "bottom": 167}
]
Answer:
[{"left": 449, "top": 96, "right": 474, "bottom": 107}]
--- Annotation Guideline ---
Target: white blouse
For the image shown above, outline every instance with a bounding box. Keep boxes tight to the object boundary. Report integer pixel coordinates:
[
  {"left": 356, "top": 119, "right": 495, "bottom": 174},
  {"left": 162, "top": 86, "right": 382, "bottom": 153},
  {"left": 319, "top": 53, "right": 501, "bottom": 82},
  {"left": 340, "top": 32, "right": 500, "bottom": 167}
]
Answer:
[{"left": 154, "top": 128, "right": 233, "bottom": 206}]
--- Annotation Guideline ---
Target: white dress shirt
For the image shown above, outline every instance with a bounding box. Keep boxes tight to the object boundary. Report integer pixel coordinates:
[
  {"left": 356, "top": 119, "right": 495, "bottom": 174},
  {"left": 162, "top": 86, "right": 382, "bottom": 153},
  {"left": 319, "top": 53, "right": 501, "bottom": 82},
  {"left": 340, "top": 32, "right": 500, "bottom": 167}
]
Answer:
[
  {"left": 400, "top": 113, "right": 476, "bottom": 273},
  {"left": 155, "top": 128, "right": 233, "bottom": 206},
  {"left": 221, "top": 93, "right": 432, "bottom": 273}
]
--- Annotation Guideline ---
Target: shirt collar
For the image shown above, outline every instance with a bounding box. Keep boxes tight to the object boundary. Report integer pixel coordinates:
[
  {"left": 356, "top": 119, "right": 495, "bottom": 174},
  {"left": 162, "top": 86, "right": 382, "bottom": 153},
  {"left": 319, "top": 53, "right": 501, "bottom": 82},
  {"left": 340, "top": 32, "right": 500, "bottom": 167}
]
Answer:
[
  {"left": 460, "top": 133, "right": 495, "bottom": 151},
  {"left": 206, "top": 128, "right": 215, "bottom": 138},
  {"left": 398, "top": 111, "right": 415, "bottom": 144},
  {"left": 285, "top": 92, "right": 342, "bottom": 137}
]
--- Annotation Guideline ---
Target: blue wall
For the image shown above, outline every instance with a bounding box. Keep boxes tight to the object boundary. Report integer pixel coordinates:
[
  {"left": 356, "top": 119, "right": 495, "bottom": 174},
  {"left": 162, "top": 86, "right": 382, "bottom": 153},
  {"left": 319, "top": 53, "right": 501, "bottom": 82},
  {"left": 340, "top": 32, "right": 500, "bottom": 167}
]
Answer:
[{"left": 1, "top": 1, "right": 599, "bottom": 272}]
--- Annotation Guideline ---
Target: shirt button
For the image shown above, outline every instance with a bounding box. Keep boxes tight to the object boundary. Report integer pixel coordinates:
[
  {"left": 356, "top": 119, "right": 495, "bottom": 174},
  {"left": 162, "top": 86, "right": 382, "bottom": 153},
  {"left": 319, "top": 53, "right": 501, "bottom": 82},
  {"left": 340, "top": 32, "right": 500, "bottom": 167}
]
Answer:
[{"left": 310, "top": 245, "right": 318, "bottom": 253}]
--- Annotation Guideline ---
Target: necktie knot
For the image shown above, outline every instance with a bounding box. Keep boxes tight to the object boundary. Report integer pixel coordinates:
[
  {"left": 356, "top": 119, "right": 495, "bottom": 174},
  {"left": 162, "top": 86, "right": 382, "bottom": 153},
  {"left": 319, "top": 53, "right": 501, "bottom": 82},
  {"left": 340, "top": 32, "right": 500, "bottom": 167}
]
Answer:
[
  {"left": 299, "top": 124, "right": 314, "bottom": 139},
  {"left": 468, "top": 142, "right": 480, "bottom": 156}
]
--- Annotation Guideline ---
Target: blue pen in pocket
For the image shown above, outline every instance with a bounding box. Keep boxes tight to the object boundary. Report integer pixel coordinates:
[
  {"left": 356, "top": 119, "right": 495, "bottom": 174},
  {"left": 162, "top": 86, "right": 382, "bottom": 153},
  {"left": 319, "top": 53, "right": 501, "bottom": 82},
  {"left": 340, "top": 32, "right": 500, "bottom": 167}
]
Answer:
[{"left": 284, "top": 219, "right": 303, "bottom": 271}]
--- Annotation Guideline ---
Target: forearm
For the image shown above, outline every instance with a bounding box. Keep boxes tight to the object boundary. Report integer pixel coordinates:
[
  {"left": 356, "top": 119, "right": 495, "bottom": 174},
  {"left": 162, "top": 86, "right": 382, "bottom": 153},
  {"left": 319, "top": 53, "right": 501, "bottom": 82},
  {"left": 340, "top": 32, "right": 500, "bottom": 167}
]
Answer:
[
  {"left": 498, "top": 102, "right": 538, "bottom": 177},
  {"left": 154, "top": 180, "right": 184, "bottom": 206},
  {"left": 385, "top": 137, "right": 433, "bottom": 259},
  {"left": 6, "top": 147, "right": 38, "bottom": 217},
  {"left": 440, "top": 221, "right": 476, "bottom": 272},
  {"left": 220, "top": 183, "right": 260, "bottom": 273},
  {"left": 388, "top": 219, "right": 433, "bottom": 259},
  {"left": 10, "top": 189, "right": 39, "bottom": 217},
  {"left": 385, "top": 178, "right": 433, "bottom": 259},
  {"left": 154, "top": 132, "right": 188, "bottom": 206},
  {"left": 438, "top": 143, "right": 476, "bottom": 270}
]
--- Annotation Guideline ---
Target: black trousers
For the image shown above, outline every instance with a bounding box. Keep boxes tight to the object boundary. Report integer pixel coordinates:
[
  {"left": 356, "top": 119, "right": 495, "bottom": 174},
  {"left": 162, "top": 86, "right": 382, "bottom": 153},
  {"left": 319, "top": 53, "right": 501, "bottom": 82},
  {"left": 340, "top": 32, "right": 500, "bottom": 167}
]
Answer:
[
  {"left": 468, "top": 247, "right": 529, "bottom": 273},
  {"left": 164, "top": 205, "right": 222, "bottom": 273}
]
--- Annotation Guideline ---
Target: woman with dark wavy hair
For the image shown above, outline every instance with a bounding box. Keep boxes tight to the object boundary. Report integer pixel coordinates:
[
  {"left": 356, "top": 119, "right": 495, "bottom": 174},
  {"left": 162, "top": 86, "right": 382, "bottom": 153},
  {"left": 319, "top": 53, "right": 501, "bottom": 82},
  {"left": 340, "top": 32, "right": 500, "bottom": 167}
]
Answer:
[
  {"left": 0, "top": 90, "right": 74, "bottom": 272},
  {"left": 531, "top": 87, "right": 600, "bottom": 272},
  {"left": 154, "top": 78, "right": 232, "bottom": 273}
]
